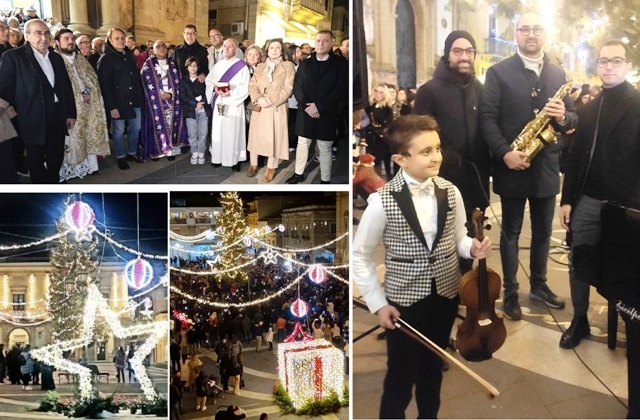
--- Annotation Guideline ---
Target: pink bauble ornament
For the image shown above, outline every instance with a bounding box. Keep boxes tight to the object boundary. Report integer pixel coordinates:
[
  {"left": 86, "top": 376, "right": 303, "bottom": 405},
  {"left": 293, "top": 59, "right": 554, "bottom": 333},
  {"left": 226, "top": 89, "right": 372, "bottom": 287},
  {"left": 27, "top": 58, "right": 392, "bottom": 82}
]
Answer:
[
  {"left": 290, "top": 299, "right": 309, "bottom": 318},
  {"left": 308, "top": 264, "right": 327, "bottom": 284},
  {"left": 124, "top": 257, "right": 154, "bottom": 289},
  {"left": 65, "top": 201, "right": 95, "bottom": 236}
]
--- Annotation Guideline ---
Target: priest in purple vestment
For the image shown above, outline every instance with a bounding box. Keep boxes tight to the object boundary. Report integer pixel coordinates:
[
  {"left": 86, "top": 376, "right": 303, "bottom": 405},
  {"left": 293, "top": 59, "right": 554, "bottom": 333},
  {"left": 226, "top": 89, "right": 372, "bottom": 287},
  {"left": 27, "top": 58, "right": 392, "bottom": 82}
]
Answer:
[{"left": 140, "top": 40, "right": 188, "bottom": 161}]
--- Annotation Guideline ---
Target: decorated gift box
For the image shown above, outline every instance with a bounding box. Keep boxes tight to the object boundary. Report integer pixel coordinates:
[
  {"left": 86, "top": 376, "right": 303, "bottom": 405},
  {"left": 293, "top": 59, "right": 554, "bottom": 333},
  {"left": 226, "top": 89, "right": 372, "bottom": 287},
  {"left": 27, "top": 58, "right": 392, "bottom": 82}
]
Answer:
[{"left": 278, "top": 335, "right": 345, "bottom": 409}]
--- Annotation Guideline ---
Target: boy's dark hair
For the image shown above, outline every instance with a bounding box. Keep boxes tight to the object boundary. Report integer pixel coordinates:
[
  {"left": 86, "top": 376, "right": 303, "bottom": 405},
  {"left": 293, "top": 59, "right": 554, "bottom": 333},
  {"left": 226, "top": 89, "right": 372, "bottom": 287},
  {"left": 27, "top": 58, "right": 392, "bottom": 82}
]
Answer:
[{"left": 384, "top": 114, "right": 439, "bottom": 155}]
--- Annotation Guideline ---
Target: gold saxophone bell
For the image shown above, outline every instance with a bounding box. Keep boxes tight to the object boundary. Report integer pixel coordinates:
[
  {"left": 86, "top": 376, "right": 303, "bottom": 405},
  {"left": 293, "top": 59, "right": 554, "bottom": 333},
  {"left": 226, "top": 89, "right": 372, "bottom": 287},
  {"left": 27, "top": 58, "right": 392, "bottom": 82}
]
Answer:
[{"left": 511, "top": 78, "right": 573, "bottom": 163}]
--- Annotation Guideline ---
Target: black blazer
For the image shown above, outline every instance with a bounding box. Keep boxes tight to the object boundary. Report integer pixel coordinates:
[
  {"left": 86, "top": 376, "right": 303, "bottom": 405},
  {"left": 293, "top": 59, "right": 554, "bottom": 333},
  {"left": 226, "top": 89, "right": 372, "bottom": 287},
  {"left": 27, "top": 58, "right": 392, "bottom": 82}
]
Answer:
[
  {"left": 293, "top": 53, "right": 348, "bottom": 141},
  {"left": 479, "top": 53, "right": 577, "bottom": 198},
  {"left": 0, "top": 44, "right": 76, "bottom": 146}
]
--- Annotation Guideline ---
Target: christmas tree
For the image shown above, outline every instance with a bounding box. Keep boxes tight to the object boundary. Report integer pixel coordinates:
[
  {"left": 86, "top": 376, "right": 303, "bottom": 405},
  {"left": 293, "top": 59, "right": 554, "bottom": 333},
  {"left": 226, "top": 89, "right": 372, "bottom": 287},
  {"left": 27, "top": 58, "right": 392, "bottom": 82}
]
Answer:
[
  {"left": 214, "top": 192, "right": 249, "bottom": 284},
  {"left": 47, "top": 217, "right": 98, "bottom": 342}
]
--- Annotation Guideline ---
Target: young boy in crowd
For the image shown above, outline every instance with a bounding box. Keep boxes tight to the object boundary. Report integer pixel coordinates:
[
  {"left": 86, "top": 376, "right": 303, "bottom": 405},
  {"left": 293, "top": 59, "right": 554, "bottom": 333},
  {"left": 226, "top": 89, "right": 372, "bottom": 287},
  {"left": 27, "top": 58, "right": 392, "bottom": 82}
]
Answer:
[
  {"left": 352, "top": 114, "right": 491, "bottom": 418},
  {"left": 180, "top": 56, "right": 211, "bottom": 165}
]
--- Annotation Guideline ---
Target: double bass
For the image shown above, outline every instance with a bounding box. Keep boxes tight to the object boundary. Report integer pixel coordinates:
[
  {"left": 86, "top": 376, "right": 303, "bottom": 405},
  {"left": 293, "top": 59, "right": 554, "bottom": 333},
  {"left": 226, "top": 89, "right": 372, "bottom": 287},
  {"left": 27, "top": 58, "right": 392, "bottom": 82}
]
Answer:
[{"left": 456, "top": 208, "right": 507, "bottom": 362}]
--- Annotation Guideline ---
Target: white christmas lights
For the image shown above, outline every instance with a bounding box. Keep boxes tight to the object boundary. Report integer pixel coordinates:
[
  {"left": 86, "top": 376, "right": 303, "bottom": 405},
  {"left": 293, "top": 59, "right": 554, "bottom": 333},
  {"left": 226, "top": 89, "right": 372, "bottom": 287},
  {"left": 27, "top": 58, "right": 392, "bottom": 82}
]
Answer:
[
  {"left": 0, "top": 231, "right": 68, "bottom": 251},
  {"left": 278, "top": 339, "right": 345, "bottom": 409},
  {"left": 95, "top": 230, "right": 167, "bottom": 260}
]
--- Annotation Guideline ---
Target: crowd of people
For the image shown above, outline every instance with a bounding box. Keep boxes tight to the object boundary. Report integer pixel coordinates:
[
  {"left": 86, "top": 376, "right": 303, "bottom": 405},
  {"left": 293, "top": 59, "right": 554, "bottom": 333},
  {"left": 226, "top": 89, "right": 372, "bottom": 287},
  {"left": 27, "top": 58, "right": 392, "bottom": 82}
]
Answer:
[
  {"left": 354, "top": 11, "right": 640, "bottom": 419},
  {"left": 0, "top": 14, "right": 348, "bottom": 184},
  {"left": 0, "top": 343, "right": 57, "bottom": 391},
  {"left": 168, "top": 254, "right": 349, "bottom": 418}
]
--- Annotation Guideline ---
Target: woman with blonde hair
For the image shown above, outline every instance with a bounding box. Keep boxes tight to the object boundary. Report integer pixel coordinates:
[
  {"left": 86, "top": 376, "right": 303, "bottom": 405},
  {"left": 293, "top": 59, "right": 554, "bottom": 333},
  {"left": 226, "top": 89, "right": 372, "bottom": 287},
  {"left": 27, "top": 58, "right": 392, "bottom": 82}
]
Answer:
[
  {"left": 247, "top": 38, "right": 295, "bottom": 182},
  {"left": 188, "top": 353, "right": 203, "bottom": 391}
]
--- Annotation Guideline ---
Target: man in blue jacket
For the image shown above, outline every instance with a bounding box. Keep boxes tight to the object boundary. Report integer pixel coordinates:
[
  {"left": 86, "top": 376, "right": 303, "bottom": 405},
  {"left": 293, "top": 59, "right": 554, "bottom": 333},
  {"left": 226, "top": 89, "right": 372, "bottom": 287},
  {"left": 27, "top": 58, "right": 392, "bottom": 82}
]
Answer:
[{"left": 479, "top": 12, "right": 577, "bottom": 320}]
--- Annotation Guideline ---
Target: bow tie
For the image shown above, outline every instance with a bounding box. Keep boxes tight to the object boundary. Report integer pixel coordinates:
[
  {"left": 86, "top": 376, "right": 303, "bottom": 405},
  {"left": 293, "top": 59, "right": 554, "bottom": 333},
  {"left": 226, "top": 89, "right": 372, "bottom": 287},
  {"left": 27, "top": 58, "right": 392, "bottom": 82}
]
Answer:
[{"left": 409, "top": 179, "right": 435, "bottom": 196}]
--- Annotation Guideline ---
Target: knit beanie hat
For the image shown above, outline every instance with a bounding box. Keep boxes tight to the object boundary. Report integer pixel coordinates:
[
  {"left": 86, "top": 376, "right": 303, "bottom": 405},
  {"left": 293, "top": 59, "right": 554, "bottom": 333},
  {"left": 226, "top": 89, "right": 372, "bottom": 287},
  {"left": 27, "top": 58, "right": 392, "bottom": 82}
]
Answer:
[{"left": 444, "top": 30, "right": 477, "bottom": 62}]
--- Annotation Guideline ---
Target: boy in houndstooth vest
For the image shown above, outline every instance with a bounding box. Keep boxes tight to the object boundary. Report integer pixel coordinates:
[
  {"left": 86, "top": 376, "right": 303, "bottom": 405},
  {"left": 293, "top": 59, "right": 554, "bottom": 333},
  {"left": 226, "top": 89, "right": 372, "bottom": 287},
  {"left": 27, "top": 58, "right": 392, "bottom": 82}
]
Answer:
[{"left": 353, "top": 114, "right": 491, "bottom": 418}]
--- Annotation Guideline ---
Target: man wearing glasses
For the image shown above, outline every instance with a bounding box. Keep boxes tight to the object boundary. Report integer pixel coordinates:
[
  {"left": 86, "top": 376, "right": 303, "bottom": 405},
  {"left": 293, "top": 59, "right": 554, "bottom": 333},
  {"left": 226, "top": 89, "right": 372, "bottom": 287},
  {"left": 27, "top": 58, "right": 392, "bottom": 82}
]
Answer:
[
  {"left": 479, "top": 12, "right": 577, "bottom": 320},
  {"left": 414, "top": 30, "right": 491, "bottom": 275},
  {"left": 560, "top": 40, "right": 640, "bottom": 354},
  {"left": 0, "top": 19, "right": 76, "bottom": 183},
  {"left": 174, "top": 24, "right": 208, "bottom": 79},
  {"left": 207, "top": 27, "right": 243, "bottom": 72}
]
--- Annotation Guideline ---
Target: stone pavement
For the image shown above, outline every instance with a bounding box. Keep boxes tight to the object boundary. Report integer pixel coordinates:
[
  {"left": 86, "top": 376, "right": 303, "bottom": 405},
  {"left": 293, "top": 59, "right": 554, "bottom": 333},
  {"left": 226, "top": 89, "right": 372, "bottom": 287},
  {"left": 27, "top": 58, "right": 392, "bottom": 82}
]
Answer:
[
  {"left": 179, "top": 343, "right": 348, "bottom": 420},
  {"left": 0, "top": 363, "right": 168, "bottom": 418},
  {"left": 17, "top": 137, "right": 350, "bottom": 185}
]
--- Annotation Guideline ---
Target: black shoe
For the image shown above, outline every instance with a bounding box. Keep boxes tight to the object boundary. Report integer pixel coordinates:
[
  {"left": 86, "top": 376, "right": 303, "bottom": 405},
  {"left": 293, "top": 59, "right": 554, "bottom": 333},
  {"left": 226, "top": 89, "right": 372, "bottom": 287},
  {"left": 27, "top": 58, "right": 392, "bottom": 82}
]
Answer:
[
  {"left": 560, "top": 317, "right": 590, "bottom": 349},
  {"left": 151, "top": 157, "right": 159, "bottom": 162},
  {"left": 503, "top": 295, "right": 522, "bottom": 321},
  {"left": 117, "top": 158, "right": 130, "bottom": 170},
  {"left": 231, "top": 163, "right": 241, "bottom": 172},
  {"left": 530, "top": 284, "right": 565, "bottom": 309},
  {"left": 211, "top": 163, "right": 222, "bottom": 168},
  {"left": 286, "top": 173, "right": 305, "bottom": 184},
  {"left": 167, "top": 155, "right": 176, "bottom": 161},
  {"left": 126, "top": 154, "right": 141, "bottom": 163},
  {"left": 320, "top": 180, "right": 330, "bottom": 184},
  {"left": 181, "top": 146, "right": 191, "bottom": 154}
]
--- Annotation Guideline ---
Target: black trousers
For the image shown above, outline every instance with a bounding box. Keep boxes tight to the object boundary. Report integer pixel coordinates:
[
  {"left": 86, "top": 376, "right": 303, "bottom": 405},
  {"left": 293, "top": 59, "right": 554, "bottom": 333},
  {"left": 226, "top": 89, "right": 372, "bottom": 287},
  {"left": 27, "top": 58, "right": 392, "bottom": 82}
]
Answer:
[
  {"left": 380, "top": 284, "right": 459, "bottom": 419},
  {"left": 25, "top": 106, "right": 65, "bottom": 184}
]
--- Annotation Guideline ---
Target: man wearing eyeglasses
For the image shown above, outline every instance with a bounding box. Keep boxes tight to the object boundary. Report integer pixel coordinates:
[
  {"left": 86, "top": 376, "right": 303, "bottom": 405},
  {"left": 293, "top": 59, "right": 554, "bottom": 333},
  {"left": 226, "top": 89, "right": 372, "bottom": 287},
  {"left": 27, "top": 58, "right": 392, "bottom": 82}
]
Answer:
[
  {"left": 479, "top": 12, "right": 577, "bottom": 320},
  {"left": 0, "top": 19, "right": 76, "bottom": 183},
  {"left": 414, "top": 30, "right": 491, "bottom": 275},
  {"left": 207, "top": 27, "right": 243, "bottom": 72},
  {"left": 174, "top": 24, "right": 208, "bottom": 79},
  {"left": 559, "top": 40, "right": 640, "bottom": 358}
]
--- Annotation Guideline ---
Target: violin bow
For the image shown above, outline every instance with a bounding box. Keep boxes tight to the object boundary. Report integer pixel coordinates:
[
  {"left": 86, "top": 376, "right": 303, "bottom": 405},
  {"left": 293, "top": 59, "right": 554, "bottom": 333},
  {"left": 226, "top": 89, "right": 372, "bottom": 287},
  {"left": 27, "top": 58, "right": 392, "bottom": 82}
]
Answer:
[{"left": 395, "top": 317, "right": 500, "bottom": 398}]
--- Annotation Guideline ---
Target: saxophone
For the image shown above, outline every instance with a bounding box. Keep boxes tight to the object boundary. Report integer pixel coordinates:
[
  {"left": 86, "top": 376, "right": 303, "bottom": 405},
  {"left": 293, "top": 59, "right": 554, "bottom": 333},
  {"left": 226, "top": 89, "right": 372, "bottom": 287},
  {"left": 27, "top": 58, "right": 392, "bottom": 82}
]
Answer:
[{"left": 510, "top": 78, "right": 573, "bottom": 163}]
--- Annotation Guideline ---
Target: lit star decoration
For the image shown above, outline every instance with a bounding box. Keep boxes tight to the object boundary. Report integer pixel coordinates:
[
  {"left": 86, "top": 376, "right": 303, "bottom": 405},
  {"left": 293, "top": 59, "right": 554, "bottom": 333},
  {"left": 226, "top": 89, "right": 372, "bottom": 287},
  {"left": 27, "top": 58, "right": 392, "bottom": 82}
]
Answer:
[
  {"left": 277, "top": 339, "right": 345, "bottom": 409},
  {"left": 82, "top": 284, "right": 168, "bottom": 400},
  {"left": 262, "top": 250, "right": 278, "bottom": 265},
  {"left": 31, "top": 285, "right": 168, "bottom": 401},
  {"left": 65, "top": 201, "right": 96, "bottom": 241},
  {"left": 125, "top": 257, "right": 154, "bottom": 289},
  {"left": 308, "top": 264, "right": 327, "bottom": 284},
  {"left": 140, "top": 297, "right": 154, "bottom": 319},
  {"left": 290, "top": 299, "right": 309, "bottom": 318}
]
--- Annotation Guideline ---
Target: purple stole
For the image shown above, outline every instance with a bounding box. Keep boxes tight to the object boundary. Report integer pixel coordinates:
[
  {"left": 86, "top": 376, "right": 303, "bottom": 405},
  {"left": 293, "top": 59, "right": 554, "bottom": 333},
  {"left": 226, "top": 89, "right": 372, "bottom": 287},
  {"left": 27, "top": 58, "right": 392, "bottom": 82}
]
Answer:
[
  {"left": 140, "top": 57, "right": 188, "bottom": 159},
  {"left": 211, "top": 59, "right": 248, "bottom": 105}
]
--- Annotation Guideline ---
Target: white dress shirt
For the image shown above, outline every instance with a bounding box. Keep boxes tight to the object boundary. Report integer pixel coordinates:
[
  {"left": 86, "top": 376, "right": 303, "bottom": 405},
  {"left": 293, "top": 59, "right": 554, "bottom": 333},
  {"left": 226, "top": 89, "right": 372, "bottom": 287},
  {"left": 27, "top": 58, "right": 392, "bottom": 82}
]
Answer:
[
  {"left": 352, "top": 171, "right": 473, "bottom": 314},
  {"left": 31, "top": 44, "right": 58, "bottom": 102}
]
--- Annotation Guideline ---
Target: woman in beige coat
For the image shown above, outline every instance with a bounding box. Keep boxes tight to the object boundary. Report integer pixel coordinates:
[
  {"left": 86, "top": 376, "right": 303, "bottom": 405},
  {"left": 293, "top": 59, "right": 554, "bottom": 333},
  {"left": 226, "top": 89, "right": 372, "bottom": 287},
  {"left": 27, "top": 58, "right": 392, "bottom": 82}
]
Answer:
[{"left": 247, "top": 39, "right": 295, "bottom": 182}]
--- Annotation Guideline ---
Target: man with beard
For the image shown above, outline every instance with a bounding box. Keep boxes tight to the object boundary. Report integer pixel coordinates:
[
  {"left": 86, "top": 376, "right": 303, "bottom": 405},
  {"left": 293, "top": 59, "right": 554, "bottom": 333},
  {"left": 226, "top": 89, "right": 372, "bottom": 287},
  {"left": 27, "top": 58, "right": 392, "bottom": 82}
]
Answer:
[
  {"left": 479, "top": 12, "right": 577, "bottom": 320},
  {"left": 54, "top": 29, "right": 110, "bottom": 181},
  {"left": 0, "top": 19, "right": 76, "bottom": 183},
  {"left": 139, "top": 40, "right": 187, "bottom": 161},
  {"left": 414, "top": 30, "right": 490, "bottom": 274}
]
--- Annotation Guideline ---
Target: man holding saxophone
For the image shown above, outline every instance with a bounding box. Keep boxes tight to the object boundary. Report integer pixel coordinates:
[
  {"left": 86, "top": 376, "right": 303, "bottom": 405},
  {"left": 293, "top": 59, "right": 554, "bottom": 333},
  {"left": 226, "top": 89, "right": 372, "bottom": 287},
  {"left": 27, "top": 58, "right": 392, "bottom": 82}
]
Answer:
[{"left": 479, "top": 12, "right": 577, "bottom": 320}]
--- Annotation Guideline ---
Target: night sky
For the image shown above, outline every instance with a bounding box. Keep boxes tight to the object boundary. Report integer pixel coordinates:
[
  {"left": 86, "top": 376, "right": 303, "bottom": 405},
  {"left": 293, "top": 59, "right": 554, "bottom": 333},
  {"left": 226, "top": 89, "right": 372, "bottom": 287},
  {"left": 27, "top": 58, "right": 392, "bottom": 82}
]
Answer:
[{"left": 0, "top": 193, "right": 168, "bottom": 264}]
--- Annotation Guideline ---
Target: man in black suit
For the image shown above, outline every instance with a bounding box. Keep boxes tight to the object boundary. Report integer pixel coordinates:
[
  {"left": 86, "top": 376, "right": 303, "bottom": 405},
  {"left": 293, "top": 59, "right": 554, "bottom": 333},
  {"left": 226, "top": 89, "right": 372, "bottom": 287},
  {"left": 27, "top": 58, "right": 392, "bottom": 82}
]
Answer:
[{"left": 0, "top": 19, "right": 76, "bottom": 183}]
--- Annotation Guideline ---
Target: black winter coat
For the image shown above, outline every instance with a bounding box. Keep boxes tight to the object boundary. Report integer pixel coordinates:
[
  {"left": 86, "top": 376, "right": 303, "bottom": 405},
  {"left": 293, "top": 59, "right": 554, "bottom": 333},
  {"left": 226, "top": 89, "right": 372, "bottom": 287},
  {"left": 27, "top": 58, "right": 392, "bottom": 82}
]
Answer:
[
  {"left": 479, "top": 53, "right": 577, "bottom": 198},
  {"left": 294, "top": 53, "right": 348, "bottom": 141},
  {"left": 179, "top": 76, "right": 211, "bottom": 119},
  {"left": 97, "top": 41, "right": 144, "bottom": 120},
  {"left": 0, "top": 44, "right": 76, "bottom": 146},
  {"left": 561, "top": 81, "right": 640, "bottom": 210},
  {"left": 173, "top": 41, "right": 208, "bottom": 77},
  {"left": 414, "top": 58, "right": 490, "bottom": 212}
]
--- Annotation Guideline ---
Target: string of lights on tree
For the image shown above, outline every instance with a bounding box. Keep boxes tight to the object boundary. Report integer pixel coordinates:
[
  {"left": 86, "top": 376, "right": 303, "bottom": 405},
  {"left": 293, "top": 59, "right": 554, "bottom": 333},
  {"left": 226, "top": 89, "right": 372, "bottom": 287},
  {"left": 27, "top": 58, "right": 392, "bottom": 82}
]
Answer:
[{"left": 169, "top": 224, "right": 284, "bottom": 244}]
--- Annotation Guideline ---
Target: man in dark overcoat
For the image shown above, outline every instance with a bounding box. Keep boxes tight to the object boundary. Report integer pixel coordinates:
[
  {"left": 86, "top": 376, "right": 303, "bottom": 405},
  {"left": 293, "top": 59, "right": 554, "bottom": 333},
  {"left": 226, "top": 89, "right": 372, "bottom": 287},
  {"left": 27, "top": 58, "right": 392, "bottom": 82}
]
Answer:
[
  {"left": 0, "top": 19, "right": 76, "bottom": 183},
  {"left": 286, "top": 30, "right": 348, "bottom": 184},
  {"left": 479, "top": 12, "right": 577, "bottom": 320}
]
